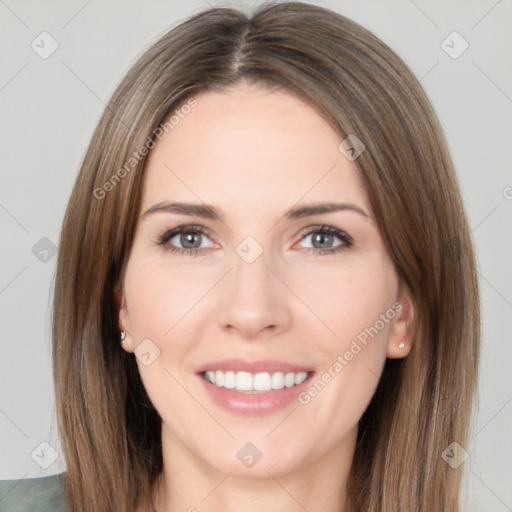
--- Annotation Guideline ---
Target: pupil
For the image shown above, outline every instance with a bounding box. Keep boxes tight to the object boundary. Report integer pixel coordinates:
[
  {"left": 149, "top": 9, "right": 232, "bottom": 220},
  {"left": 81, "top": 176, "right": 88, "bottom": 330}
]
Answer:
[
  {"left": 314, "top": 233, "right": 332, "bottom": 248},
  {"left": 182, "top": 232, "right": 200, "bottom": 248}
]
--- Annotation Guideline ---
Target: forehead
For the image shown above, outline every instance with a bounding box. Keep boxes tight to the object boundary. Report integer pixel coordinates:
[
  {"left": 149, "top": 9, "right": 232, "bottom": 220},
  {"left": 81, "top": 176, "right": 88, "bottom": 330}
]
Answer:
[{"left": 141, "top": 83, "right": 371, "bottom": 216}]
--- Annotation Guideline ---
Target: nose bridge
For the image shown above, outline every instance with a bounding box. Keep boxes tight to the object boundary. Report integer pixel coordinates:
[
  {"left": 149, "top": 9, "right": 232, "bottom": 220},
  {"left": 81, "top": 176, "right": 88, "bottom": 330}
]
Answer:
[
  {"left": 232, "top": 243, "right": 270, "bottom": 293},
  {"left": 230, "top": 240, "right": 275, "bottom": 308},
  {"left": 217, "top": 237, "right": 290, "bottom": 337}
]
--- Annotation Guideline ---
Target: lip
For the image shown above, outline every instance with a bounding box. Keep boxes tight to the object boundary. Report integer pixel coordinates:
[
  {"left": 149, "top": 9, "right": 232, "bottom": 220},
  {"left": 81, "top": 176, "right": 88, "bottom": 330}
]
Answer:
[
  {"left": 195, "top": 358, "right": 314, "bottom": 374},
  {"left": 195, "top": 359, "right": 315, "bottom": 415}
]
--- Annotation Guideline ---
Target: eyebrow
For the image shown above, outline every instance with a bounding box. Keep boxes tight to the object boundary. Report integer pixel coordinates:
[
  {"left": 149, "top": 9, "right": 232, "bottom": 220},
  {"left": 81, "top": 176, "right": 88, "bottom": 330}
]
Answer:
[{"left": 142, "top": 201, "right": 369, "bottom": 221}]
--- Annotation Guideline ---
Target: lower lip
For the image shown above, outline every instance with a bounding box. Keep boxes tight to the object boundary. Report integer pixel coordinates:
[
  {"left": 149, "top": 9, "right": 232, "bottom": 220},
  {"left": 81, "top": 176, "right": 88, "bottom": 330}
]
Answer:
[{"left": 197, "top": 372, "right": 314, "bottom": 415}]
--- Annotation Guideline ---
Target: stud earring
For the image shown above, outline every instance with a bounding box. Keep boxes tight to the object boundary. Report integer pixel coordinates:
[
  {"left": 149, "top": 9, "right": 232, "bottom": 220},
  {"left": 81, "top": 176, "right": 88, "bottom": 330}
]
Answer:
[
  {"left": 120, "top": 331, "right": 127, "bottom": 345},
  {"left": 398, "top": 341, "right": 405, "bottom": 348}
]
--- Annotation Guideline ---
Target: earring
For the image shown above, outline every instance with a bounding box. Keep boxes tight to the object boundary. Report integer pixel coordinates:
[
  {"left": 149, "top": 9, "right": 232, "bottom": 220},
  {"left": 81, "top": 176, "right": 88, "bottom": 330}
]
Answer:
[
  {"left": 398, "top": 341, "right": 405, "bottom": 348},
  {"left": 120, "top": 331, "right": 127, "bottom": 346}
]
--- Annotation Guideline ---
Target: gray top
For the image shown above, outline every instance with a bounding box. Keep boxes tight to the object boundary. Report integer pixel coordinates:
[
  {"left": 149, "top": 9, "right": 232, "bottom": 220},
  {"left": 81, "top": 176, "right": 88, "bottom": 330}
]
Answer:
[{"left": 0, "top": 474, "right": 67, "bottom": 512}]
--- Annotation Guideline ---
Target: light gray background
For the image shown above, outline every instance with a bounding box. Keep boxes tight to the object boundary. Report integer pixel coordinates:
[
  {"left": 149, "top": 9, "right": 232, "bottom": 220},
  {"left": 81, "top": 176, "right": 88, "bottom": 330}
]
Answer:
[{"left": 1, "top": 0, "right": 511, "bottom": 510}]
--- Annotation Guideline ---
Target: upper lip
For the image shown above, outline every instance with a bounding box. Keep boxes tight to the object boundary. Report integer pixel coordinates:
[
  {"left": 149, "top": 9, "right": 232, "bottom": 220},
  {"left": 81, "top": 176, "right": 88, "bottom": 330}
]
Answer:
[{"left": 196, "top": 358, "right": 314, "bottom": 374}]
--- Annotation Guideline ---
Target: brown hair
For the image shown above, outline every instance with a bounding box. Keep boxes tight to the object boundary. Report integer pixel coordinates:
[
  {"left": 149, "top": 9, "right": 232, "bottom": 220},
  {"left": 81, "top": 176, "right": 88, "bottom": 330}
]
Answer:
[{"left": 52, "top": 2, "right": 480, "bottom": 511}]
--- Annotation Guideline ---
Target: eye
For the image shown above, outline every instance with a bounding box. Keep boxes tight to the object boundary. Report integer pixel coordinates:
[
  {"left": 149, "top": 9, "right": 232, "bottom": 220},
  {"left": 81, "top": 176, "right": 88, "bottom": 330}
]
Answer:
[
  {"left": 296, "top": 226, "right": 353, "bottom": 256},
  {"left": 155, "top": 224, "right": 353, "bottom": 257},
  {"left": 155, "top": 225, "right": 215, "bottom": 256}
]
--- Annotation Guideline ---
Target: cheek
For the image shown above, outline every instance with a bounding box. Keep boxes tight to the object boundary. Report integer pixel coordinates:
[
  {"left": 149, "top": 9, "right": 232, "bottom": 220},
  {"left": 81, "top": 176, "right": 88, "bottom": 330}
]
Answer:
[
  {"left": 123, "top": 251, "right": 212, "bottom": 340},
  {"left": 125, "top": 244, "right": 398, "bottom": 360},
  {"left": 122, "top": 253, "right": 208, "bottom": 429},
  {"left": 295, "top": 258, "right": 397, "bottom": 424},
  {"left": 292, "top": 255, "right": 397, "bottom": 347}
]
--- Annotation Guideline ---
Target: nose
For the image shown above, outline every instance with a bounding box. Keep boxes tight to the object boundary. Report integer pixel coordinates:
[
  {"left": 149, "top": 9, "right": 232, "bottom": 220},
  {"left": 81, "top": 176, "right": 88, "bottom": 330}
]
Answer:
[{"left": 217, "top": 248, "right": 291, "bottom": 341}]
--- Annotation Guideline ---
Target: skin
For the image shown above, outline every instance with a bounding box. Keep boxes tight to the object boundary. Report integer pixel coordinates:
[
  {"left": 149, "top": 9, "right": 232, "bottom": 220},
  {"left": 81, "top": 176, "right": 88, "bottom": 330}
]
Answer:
[{"left": 117, "top": 80, "right": 414, "bottom": 512}]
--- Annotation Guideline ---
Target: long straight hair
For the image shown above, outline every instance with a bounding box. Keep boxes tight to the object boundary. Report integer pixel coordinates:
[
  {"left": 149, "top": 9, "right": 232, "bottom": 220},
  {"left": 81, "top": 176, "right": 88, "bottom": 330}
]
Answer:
[{"left": 52, "top": 2, "right": 480, "bottom": 511}]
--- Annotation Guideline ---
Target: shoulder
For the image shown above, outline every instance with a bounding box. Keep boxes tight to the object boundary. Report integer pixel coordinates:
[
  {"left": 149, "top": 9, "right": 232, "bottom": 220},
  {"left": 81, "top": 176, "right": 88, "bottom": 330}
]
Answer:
[{"left": 0, "top": 473, "right": 67, "bottom": 512}]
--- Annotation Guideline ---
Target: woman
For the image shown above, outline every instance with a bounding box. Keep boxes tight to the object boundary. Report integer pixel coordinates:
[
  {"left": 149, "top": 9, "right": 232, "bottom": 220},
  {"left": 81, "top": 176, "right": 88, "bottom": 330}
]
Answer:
[{"left": 1, "top": 2, "right": 480, "bottom": 511}]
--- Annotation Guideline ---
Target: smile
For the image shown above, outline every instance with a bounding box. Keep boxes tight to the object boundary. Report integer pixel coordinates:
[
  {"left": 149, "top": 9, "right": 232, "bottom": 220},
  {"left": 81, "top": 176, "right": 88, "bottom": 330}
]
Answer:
[
  {"left": 202, "top": 370, "right": 310, "bottom": 393},
  {"left": 195, "top": 358, "right": 315, "bottom": 413}
]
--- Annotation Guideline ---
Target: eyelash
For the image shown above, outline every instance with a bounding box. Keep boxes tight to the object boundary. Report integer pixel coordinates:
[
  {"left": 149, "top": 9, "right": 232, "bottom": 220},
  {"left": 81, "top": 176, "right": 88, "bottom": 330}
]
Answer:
[{"left": 155, "top": 224, "right": 353, "bottom": 257}]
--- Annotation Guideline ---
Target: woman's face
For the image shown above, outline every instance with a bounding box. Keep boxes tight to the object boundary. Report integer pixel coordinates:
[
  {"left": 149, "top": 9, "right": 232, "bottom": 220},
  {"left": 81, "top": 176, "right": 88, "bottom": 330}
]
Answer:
[{"left": 117, "top": 81, "right": 413, "bottom": 479}]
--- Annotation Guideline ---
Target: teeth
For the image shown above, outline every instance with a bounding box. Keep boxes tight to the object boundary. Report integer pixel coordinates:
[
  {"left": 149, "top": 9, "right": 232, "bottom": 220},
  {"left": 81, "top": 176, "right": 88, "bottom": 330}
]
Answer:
[
  {"left": 271, "top": 372, "right": 285, "bottom": 390},
  {"left": 236, "top": 371, "right": 253, "bottom": 391},
  {"left": 254, "top": 372, "right": 271, "bottom": 390},
  {"left": 285, "top": 372, "right": 295, "bottom": 388},
  {"left": 203, "top": 370, "right": 309, "bottom": 393},
  {"left": 295, "top": 372, "right": 308, "bottom": 385},
  {"left": 224, "top": 371, "right": 236, "bottom": 389}
]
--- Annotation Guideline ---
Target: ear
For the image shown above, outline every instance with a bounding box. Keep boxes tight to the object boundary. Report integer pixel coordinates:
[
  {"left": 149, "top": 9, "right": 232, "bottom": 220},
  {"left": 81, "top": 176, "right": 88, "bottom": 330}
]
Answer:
[
  {"left": 386, "top": 283, "right": 415, "bottom": 359},
  {"left": 114, "top": 280, "right": 134, "bottom": 352}
]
